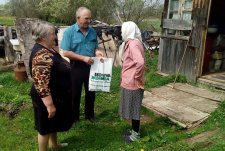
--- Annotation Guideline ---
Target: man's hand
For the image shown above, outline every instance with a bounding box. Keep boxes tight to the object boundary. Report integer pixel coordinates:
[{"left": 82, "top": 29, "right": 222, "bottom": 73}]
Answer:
[
  {"left": 83, "top": 56, "right": 94, "bottom": 65},
  {"left": 95, "top": 50, "right": 104, "bottom": 57}
]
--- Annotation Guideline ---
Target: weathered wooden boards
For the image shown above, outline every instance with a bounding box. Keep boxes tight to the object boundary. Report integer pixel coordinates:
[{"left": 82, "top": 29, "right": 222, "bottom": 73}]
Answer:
[
  {"left": 3, "top": 26, "right": 14, "bottom": 63},
  {"left": 159, "top": 0, "right": 211, "bottom": 82},
  {"left": 202, "top": 72, "right": 225, "bottom": 84},
  {"left": 167, "top": 83, "right": 225, "bottom": 102},
  {"left": 142, "top": 83, "right": 224, "bottom": 128}
]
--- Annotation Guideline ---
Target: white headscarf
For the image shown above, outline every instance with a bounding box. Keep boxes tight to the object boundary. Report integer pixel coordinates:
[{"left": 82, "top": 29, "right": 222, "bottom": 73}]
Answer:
[
  {"left": 121, "top": 21, "right": 142, "bottom": 42},
  {"left": 118, "top": 21, "right": 142, "bottom": 65}
]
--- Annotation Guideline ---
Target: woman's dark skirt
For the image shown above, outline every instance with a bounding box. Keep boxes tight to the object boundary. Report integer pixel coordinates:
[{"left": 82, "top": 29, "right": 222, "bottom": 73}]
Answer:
[
  {"left": 32, "top": 93, "right": 73, "bottom": 135},
  {"left": 119, "top": 88, "right": 144, "bottom": 120}
]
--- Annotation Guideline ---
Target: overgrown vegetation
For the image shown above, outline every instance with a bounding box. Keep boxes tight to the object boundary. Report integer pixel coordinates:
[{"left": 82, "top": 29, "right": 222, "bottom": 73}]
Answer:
[
  {"left": 1, "top": 52, "right": 225, "bottom": 150},
  {"left": 139, "top": 18, "right": 162, "bottom": 32},
  {"left": 0, "top": 16, "right": 14, "bottom": 26},
  {"left": 0, "top": 71, "right": 31, "bottom": 119}
]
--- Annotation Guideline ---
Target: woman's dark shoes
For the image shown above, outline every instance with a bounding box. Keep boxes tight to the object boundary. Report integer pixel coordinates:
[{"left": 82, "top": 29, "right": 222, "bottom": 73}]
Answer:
[
  {"left": 123, "top": 130, "right": 140, "bottom": 143},
  {"left": 123, "top": 129, "right": 132, "bottom": 136},
  {"left": 123, "top": 135, "right": 133, "bottom": 142}
]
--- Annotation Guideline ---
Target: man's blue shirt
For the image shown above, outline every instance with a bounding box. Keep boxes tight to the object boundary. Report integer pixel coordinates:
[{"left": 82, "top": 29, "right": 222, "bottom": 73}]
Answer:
[{"left": 60, "top": 23, "right": 98, "bottom": 57}]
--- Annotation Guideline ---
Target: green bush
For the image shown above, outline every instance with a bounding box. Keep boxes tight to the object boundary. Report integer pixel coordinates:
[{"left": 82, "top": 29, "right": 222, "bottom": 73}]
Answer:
[{"left": 0, "top": 16, "right": 15, "bottom": 26}]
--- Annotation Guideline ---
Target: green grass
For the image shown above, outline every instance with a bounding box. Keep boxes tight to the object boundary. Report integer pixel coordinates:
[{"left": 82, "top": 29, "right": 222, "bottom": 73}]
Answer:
[
  {"left": 0, "top": 51, "right": 225, "bottom": 150},
  {"left": 139, "top": 18, "right": 162, "bottom": 32},
  {"left": 0, "top": 16, "right": 15, "bottom": 26},
  {"left": 144, "top": 53, "right": 187, "bottom": 90},
  {"left": 0, "top": 71, "right": 31, "bottom": 104}
]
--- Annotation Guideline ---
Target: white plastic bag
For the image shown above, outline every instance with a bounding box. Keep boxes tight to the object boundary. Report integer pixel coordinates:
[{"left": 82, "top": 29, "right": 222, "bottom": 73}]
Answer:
[{"left": 89, "top": 57, "right": 113, "bottom": 92}]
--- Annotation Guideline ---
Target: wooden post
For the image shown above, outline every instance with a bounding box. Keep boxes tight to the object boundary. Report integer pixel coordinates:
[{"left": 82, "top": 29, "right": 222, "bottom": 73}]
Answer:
[{"left": 4, "top": 26, "right": 14, "bottom": 63}]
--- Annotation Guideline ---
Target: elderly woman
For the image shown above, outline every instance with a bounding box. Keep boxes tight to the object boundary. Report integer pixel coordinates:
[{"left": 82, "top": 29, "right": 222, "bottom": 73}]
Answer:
[
  {"left": 119, "top": 21, "right": 145, "bottom": 142},
  {"left": 29, "top": 21, "right": 73, "bottom": 151}
]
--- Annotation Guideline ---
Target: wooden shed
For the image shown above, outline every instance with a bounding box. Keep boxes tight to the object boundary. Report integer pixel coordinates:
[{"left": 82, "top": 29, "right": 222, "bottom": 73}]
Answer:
[{"left": 159, "top": 0, "right": 225, "bottom": 88}]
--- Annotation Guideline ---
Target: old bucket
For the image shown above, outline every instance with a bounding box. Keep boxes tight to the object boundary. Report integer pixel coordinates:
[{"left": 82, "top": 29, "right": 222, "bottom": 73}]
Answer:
[{"left": 14, "top": 61, "right": 28, "bottom": 81}]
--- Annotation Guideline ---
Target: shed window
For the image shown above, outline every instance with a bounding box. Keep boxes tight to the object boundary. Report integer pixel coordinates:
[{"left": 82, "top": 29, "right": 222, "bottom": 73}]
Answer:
[{"left": 167, "top": 0, "right": 193, "bottom": 36}]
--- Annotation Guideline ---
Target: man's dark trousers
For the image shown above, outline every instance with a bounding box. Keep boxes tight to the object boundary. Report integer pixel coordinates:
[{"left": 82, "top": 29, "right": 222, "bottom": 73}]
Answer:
[{"left": 71, "top": 60, "right": 95, "bottom": 122}]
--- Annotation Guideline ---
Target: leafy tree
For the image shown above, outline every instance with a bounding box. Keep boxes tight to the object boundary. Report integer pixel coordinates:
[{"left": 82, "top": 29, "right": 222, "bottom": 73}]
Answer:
[
  {"left": 5, "top": 0, "right": 162, "bottom": 25},
  {"left": 85, "top": 0, "right": 117, "bottom": 24},
  {"left": 6, "top": 0, "right": 42, "bottom": 18},
  {"left": 113, "top": 0, "right": 162, "bottom": 24},
  {"left": 38, "top": 0, "right": 85, "bottom": 25}
]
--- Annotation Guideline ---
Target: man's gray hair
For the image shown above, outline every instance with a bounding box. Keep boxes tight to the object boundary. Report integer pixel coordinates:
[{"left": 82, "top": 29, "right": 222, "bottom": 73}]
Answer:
[
  {"left": 76, "top": 7, "right": 91, "bottom": 18},
  {"left": 32, "top": 21, "right": 55, "bottom": 42}
]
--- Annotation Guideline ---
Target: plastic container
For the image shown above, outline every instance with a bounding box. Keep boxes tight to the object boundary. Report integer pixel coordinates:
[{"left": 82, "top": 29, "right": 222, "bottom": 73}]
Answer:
[
  {"left": 214, "top": 60, "right": 222, "bottom": 71},
  {"left": 208, "top": 27, "right": 218, "bottom": 34},
  {"left": 212, "top": 51, "right": 222, "bottom": 60},
  {"left": 208, "top": 25, "right": 218, "bottom": 34}
]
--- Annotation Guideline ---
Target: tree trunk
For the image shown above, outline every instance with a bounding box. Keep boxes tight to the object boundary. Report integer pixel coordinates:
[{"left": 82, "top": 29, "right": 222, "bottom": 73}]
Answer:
[{"left": 15, "top": 18, "right": 39, "bottom": 80}]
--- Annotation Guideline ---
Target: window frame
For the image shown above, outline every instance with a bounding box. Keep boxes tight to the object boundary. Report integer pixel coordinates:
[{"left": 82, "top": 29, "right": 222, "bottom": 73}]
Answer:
[{"left": 166, "top": 0, "right": 193, "bottom": 36}]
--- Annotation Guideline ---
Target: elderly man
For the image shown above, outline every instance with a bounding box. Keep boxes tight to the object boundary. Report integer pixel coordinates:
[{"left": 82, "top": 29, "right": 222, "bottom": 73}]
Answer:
[{"left": 61, "top": 7, "right": 103, "bottom": 123}]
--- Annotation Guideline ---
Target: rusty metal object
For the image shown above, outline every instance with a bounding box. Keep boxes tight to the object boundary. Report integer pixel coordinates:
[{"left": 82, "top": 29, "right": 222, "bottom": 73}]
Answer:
[{"left": 14, "top": 61, "right": 28, "bottom": 81}]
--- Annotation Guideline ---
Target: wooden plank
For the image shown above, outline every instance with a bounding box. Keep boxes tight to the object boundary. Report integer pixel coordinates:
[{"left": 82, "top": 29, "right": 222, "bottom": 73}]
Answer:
[
  {"left": 187, "top": 129, "right": 219, "bottom": 145},
  {"left": 203, "top": 76, "right": 225, "bottom": 84},
  {"left": 143, "top": 91, "right": 209, "bottom": 126},
  {"left": 190, "top": 0, "right": 211, "bottom": 78},
  {"left": 169, "top": 39, "right": 177, "bottom": 73},
  {"left": 151, "top": 86, "right": 218, "bottom": 113},
  {"left": 167, "top": 83, "right": 225, "bottom": 102},
  {"left": 163, "top": 0, "right": 169, "bottom": 19},
  {"left": 177, "top": 40, "right": 187, "bottom": 75},
  {"left": 193, "top": 0, "right": 197, "bottom": 9},
  {"left": 186, "top": 47, "right": 198, "bottom": 81},
  {"left": 156, "top": 71, "right": 169, "bottom": 77},
  {"left": 202, "top": 72, "right": 225, "bottom": 84},
  {"left": 160, "top": 38, "right": 170, "bottom": 73},
  {"left": 194, "top": 0, "right": 211, "bottom": 77},
  {"left": 168, "top": 117, "right": 188, "bottom": 128},
  {"left": 161, "top": 35, "right": 189, "bottom": 41},
  {"left": 160, "top": 38, "right": 188, "bottom": 75},
  {"left": 157, "top": 38, "right": 163, "bottom": 71},
  {"left": 159, "top": 36, "right": 197, "bottom": 82},
  {"left": 202, "top": 71, "right": 225, "bottom": 77},
  {"left": 198, "top": 78, "right": 225, "bottom": 91},
  {"left": 163, "top": 19, "right": 193, "bottom": 30},
  {"left": 198, "top": 0, "right": 202, "bottom": 8},
  {"left": 213, "top": 74, "right": 225, "bottom": 79}
]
